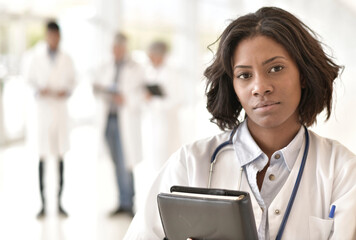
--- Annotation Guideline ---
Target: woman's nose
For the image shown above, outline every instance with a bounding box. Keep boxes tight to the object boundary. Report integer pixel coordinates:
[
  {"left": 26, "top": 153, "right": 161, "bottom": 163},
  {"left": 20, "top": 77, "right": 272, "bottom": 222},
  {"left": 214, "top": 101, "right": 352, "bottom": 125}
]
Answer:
[{"left": 251, "top": 75, "right": 273, "bottom": 97}]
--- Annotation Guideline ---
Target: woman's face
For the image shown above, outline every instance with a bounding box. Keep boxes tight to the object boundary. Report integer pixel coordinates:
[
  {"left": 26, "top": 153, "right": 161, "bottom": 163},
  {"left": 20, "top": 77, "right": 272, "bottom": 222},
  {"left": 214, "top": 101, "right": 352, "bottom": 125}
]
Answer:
[{"left": 232, "top": 35, "right": 301, "bottom": 132}]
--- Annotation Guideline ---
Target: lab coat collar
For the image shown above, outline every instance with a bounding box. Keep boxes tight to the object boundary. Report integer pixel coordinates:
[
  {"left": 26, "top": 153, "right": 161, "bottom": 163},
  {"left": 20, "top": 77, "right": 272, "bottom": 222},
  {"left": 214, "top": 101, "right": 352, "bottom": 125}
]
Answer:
[
  {"left": 233, "top": 120, "right": 304, "bottom": 171},
  {"left": 280, "top": 126, "right": 304, "bottom": 171}
]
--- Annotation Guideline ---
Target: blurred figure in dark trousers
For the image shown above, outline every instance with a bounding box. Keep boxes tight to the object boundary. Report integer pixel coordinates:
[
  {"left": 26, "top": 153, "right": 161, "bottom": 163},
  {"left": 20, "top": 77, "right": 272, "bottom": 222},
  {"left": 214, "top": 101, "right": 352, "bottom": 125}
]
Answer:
[
  {"left": 27, "top": 20, "right": 75, "bottom": 218},
  {"left": 93, "top": 33, "right": 145, "bottom": 217}
]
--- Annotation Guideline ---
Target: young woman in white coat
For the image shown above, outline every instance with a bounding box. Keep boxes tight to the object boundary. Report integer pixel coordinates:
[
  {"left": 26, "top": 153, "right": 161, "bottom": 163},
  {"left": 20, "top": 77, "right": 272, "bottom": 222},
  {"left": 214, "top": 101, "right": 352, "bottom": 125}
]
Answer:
[
  {"left": 124, "top": 7, "right": 356, "bottom": 240},
  {"left": 28, "top": 21, "right": 75, "bottom": 218}
]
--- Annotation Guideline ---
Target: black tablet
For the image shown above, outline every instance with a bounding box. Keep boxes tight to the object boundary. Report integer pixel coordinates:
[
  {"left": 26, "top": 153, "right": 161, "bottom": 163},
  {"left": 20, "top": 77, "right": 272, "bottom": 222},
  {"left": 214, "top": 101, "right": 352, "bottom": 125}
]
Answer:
[
  {"left": 157, "top": 186, "right": 258, "bottom": 240},
  {"left": 146, "top": 84, "right": 164, "bottom": 97}
]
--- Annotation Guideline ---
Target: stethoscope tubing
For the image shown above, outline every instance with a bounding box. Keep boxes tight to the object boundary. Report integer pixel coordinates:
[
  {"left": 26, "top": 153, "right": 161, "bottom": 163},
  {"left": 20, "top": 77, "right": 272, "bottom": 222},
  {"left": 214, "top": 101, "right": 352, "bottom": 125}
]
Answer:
[
  {"left": 208, "top": 128, "right": 237, "bottom": 188},
  {"left": 210, "top": 128, "right": 238, "bottom": 164}
]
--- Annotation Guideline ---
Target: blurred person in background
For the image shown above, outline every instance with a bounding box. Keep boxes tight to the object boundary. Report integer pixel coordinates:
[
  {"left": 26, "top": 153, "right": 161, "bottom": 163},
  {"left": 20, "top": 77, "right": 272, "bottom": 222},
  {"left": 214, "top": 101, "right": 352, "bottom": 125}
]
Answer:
[
  {"left": 134, "top": 40, "right": 184, "bottom": 212},
  {"left": 27, "top": 21, "right": 75, "bottom": 218},
  {"left": 142, "top": 40, "right": 183, "bottom": 170},
  {"left": 93, "top": 32, "right": 145, "bottom": 217}
]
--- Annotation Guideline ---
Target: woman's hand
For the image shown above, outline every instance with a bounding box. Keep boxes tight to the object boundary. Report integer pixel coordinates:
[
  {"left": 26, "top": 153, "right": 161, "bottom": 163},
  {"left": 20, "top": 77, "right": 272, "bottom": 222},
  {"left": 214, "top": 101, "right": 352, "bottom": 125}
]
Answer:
[
  {"left": 56, "top": 90, "right": 69, "bottom": 98},
  {"left": 39, "top": 89, "right": 69, "bottom": 98},
  {"left": 145, "top": 92, "right": 153, "bottom": 101},
  {"left": 39, "top": 88, "right": 51, "bottom": 96},
  {"left": 113, "top": 93, "right": 125, "bottom": 105}
]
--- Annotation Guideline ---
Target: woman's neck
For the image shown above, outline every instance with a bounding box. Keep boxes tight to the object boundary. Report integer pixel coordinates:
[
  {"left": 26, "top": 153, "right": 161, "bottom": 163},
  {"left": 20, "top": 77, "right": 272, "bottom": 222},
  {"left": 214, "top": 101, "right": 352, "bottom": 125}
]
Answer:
[{"left": 247, "top": 120, "right": 301, "bottom": 159}]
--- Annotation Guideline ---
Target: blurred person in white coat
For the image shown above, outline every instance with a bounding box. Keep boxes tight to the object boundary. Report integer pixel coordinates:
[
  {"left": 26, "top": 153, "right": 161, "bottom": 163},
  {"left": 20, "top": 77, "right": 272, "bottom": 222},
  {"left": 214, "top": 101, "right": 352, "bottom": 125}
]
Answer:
[
  {"left": 142, "top": 41, "right": 183, "bottom": 170},
  {"left": 135, "top": 41, "right": 184, "bottom": 210},
  {"left": 27, "top": 21, "right": 75, "bottom": 218},
  {"left": 93, "top": 33, "right": 145, "bottom": 216}
]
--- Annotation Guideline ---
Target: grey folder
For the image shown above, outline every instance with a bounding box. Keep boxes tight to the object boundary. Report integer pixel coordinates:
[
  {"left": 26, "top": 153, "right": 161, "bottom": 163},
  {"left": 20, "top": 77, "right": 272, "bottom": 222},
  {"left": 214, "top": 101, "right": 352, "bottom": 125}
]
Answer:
[
  {"left": 157, "top": 186, "right": 258, "bottom": 240},
  {"left": 145, "top": 84, "right": 164, "bottom": 97}
]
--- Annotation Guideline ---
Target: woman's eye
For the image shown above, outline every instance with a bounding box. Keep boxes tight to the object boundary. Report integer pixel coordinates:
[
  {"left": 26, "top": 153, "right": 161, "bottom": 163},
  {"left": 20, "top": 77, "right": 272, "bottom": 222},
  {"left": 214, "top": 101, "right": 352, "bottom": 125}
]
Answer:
[
  {"left": 237, "top": 73, "right": 252, "bottom": 79},
  {"left": 270, "top": 65, "right": 284, "bottom": 73}
]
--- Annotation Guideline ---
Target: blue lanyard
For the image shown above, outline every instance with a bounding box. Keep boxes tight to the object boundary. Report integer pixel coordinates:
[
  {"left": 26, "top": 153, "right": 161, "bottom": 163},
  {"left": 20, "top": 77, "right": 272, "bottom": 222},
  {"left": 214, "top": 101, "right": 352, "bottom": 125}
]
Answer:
[{"left": 275, "top": 126, "right": 309, "bottom": 240}]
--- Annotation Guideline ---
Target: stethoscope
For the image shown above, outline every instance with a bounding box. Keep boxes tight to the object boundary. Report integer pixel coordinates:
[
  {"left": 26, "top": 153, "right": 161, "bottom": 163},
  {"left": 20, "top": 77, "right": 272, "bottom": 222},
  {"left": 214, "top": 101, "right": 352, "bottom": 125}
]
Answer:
[{"left": 208, "top": 126, "right": 310, "bottom": 240}]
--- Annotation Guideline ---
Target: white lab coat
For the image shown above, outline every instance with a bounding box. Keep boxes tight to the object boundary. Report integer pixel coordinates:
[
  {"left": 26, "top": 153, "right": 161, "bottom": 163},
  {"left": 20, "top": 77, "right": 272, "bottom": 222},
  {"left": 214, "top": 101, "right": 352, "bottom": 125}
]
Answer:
[
  {"left": 94, "top": 57, "right": 145, "bottom": 169},
  {"left": 27, "top": 46, "right": 75, "bottom": 158},
  {"left": 124, "top": 127, "right": 356, "bottom": 240},
  {"left": 141, "top": 63, "right": 183, "bottom": 170}
]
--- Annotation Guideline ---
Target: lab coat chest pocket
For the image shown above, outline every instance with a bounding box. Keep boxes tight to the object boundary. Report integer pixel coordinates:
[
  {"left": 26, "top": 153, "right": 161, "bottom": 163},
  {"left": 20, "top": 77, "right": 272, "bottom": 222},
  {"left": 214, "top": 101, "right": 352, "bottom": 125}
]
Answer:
[{"left": 309, "top": 216, "right": 334, "bottom": 240}]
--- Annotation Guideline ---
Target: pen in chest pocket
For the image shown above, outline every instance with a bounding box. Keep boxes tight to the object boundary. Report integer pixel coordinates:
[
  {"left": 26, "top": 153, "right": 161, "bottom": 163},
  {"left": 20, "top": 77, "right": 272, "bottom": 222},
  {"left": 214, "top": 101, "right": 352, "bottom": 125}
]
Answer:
[{"left": 329, "top": 205, "right": 336, "bottom": 219}]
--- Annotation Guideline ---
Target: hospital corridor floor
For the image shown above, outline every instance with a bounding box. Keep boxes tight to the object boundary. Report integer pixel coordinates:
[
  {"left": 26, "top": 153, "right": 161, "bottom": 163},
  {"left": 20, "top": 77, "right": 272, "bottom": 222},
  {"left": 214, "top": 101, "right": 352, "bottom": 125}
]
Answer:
[{"left": 0, "top": 125, "right": 133, "bottom": 240}]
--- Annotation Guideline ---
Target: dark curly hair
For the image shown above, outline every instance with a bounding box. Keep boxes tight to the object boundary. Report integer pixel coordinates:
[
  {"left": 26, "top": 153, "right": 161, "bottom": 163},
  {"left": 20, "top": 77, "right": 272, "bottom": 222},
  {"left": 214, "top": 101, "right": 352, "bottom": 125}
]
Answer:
[{"left": 205, "top": 7, "right": 341, "bottom": 131}]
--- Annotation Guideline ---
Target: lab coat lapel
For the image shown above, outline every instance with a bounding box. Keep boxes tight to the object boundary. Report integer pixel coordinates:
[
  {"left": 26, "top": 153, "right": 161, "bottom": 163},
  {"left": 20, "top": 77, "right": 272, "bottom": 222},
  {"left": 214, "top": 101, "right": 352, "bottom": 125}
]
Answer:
[
  {"left": 36, "top": 52, "right": 53, "bottom": 88},
  {"left": 267, "top": 136, "right": 306, "bottom": 239},
  {"left": 239, "top": 166, "right": 263, "bottom": 231},
  {"left": 48, "top": 53, "right": 65, "bottom": 89},
  {"left": 212, "top": 149, "right": 262, "bottom": 231}
]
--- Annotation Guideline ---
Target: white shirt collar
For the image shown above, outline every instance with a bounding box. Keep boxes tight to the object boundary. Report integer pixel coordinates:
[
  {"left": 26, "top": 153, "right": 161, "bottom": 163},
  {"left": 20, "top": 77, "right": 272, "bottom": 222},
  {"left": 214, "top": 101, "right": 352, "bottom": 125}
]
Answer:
[{"left": 233, "top": 120, "right": 305, "bottom": 171}]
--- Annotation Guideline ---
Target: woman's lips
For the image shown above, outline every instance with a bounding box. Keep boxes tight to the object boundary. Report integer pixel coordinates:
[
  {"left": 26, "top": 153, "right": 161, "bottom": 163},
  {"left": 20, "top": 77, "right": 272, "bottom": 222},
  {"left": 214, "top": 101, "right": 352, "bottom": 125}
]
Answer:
[{"left": 253, "top": 101, "right": 280, "bottom": 110}]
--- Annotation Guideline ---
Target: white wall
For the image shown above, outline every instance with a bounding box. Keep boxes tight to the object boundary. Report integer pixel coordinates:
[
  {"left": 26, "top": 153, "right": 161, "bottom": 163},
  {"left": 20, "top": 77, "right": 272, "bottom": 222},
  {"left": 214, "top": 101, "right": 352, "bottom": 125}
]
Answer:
[{"left": 1, "top": 0, "right": 356, "bottom": 153}]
